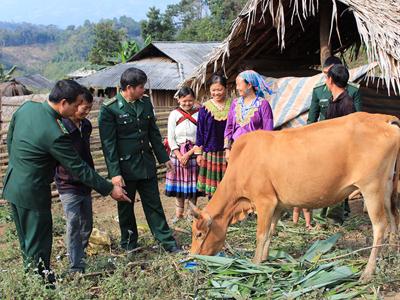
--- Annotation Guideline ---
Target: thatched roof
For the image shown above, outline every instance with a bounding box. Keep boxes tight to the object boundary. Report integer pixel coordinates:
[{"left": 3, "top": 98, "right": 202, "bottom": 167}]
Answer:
[
  {"left": 0, "top": 80, "right": 32, "bottom": 97},
  {"left": 186, "top": 0, "right": 400, "bottom": 94},
  {"left": 79, "top": 42, "right": 219, "bottom": 90},
  {"left": 13, "top": 74, "right": 54, "bottom": 91}
]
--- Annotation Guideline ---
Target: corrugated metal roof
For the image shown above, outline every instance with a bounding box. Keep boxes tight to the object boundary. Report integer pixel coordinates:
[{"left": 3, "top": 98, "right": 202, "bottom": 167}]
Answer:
[
  {"left": 13, "top": 74, "right": 54, "bottom": 90},
  {"left": 78, "top": 57, "right": 181, "bottom": 90},
  {"left": 67, "top": 68, "right": 97, "bottom": 78},
  {"left": 151, "top": 42, "right": 219, "bottom": 78},
  {"left": 78, "top": 42, "right": 219, "bottom": 90}
]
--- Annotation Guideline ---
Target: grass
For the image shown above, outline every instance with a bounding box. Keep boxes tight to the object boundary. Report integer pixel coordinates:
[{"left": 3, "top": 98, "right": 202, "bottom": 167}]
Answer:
[{"left": 0, "top": 203, "right": 399, "bottom": 299}]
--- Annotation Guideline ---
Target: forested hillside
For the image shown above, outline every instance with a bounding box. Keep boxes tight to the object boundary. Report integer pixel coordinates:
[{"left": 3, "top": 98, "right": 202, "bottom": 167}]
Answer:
[{"left": 0, "top": 0, "right": 246, "bottom": 80}]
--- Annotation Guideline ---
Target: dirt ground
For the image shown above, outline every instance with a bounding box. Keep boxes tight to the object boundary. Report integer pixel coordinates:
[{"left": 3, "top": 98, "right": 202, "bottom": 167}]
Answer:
[
  {"left": 48, "top": 181, "right": 208, "bottom": 240},
  {"left": 1, "top": 183, "right": 400, "bottom": 298}
]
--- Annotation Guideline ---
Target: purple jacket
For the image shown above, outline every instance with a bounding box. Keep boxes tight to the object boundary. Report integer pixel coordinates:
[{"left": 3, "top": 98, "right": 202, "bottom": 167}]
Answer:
[
  {"left": 196, "top": 99, "right": 231, "bottom": 152},
  {"left": 224, "top": 97, "right": 273, "bottom": 148}
]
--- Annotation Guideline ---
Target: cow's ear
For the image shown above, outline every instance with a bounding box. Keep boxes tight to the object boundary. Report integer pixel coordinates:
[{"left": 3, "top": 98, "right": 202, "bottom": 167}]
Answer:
[
  {"left": 188, "top": 201, "right": 201, "bottom": 219},
  {"left": 195, "top": 212, "right": 213, "bottom": 231}
]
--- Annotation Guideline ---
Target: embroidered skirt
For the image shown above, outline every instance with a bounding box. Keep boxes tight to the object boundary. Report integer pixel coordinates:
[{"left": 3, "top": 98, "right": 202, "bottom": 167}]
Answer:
[
  {"left": 165, "top": 142, "right": 199, "bottom": 198},
  {"left": 196, "top": 151, "right": 227, "bottom": 197}
]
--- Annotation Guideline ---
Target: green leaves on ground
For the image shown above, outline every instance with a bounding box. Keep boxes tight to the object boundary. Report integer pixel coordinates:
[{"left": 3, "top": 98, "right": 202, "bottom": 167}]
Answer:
[{"left": 190, "top": 234, "right": 371, "bottom": 299}]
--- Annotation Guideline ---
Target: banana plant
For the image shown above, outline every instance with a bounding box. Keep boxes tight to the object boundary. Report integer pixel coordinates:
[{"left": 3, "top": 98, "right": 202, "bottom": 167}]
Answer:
[
  {"left": 119, "top": 40, "right": 140, "bottom": 63},
  {"left": 0, "top": 64, "right": 17, "bottom": 82}
]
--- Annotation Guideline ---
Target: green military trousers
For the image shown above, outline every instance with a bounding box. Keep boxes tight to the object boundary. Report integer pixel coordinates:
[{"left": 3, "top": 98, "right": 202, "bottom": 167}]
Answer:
[
  {"left": 10, "top": 203, "right": 54, "bottom": 279},
  {"left": 117, "top": 176, "right": 176, "bottom": 251},
  {"left": 320, "top": 199, "right": 351, "bottom": 224}
]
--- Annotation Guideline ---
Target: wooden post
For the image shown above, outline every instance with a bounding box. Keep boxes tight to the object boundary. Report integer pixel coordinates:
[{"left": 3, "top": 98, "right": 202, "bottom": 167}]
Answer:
[{"left": 320, "top": 0, "right": 332, "bottom": 66}]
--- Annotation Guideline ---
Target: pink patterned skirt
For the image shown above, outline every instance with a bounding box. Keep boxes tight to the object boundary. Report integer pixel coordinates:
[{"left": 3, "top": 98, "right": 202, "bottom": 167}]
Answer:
[{"left": 165, "top": 141, "right": 200, "bottom": 198}]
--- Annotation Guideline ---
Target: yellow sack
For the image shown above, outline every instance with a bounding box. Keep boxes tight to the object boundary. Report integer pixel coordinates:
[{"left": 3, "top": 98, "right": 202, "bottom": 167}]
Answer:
[{"left": 87, "top": 228, "right": 111, "bottom": 256}]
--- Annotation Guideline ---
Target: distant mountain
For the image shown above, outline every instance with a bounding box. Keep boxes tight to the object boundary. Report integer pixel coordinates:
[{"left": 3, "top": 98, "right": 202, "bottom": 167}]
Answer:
[
  {"left": 0, "top": 21, "right": 59, "bottom": 31},
  {"left": 0, "top": 17, "right": 142, "bottom": 80}
]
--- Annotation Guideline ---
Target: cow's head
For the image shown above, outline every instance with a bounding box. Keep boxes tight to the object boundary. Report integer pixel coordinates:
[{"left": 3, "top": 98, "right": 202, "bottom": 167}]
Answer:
[{"left": 189, "top": 202, "right": 226, "bottom": 255}]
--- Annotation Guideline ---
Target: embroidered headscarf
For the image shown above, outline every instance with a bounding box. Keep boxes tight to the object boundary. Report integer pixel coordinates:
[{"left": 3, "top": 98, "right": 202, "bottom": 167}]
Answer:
[{"left": 238, "top": 70, "right": 272, "bottom": 98}]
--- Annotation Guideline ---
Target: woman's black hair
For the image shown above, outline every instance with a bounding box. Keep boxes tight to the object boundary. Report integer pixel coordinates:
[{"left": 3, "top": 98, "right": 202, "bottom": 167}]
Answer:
[
  {"left": 176, "top": 86, "right": 195, "bottom": 99},
  {"left": 209, "top": 73, "right": 227, "bottom": 88}
]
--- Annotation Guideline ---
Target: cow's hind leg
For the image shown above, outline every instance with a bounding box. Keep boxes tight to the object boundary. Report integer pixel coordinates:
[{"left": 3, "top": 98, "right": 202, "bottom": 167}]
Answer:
[
  {"left": 385, "top": 178, "right": 399, "bottom": 246},
  {"left": 261, "top": 208, "right": 282, "bottom": 261},
  {"left": 253, "top": 198, "right": 277, "bottom": 264},
  {"left": 360, "top": 186, "right": 388, "bottom": 283}
]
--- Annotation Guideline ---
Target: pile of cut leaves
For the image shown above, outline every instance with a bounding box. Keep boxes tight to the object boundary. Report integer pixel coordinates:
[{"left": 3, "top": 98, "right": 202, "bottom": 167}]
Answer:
[{"left": 188, "top": 233, "right": 373, "bottom": 299}]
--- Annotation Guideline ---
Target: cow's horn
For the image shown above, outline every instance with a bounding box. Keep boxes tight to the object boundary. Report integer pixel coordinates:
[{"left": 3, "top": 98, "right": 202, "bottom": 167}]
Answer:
[{"left": 188, "top": 201, "right": 201, "bottom": 219}]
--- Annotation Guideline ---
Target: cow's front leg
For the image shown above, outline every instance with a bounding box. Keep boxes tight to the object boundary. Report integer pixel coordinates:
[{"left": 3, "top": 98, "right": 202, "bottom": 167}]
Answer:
[
  {"left": 253, "top": 202, "right": 276, "bottom": 264},
  {"left": 261, "top": 208, "right": 282, "bottom": 261}
]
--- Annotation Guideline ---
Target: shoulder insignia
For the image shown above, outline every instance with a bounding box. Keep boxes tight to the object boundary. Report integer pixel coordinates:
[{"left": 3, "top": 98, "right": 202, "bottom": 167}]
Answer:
[
  {"left": 56, "top": 119, "right": 69, "bottom": 134},
  {"left": 104, "top": 97, "right": 117, "bottom": 106},
  {"left": 348, "top": 82, "right": 360, "bottom": 89},
  {"left": 141, "top": 95, "right": 151, "bottom": 102}
]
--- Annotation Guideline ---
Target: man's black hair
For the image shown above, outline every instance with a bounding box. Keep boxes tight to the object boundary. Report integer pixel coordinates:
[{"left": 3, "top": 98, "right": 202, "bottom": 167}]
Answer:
[
  {"left": 327, "top": 64, "right": 349, "bottom": 88},
  {"left": 49, "top": 80, "right": 84, "bottom": 104},
  {"left": 120, "top": 68, "right": 147, "bottom": 90},
  {"left": 323, "top": 56, "right": 343, "bottom": 68},
  {"left": 81, "top": 87, "right": 94, "bottom": 103}
]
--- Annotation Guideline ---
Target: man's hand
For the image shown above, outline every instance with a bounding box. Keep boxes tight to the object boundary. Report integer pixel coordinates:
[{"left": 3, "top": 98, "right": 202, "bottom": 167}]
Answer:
[
  {"left": 112, "top": 175, "right": 125, "bottom": 187},
  {"left": 166, "top": 160, "right": 174, "bottom": 173},
  {"left": 110, "top": 185, "right": 131, "bottom": 202}
]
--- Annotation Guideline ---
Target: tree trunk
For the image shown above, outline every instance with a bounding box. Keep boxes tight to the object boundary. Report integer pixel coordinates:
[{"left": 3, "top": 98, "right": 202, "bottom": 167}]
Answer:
[{"left": 320, "top": 1, "right": 332, "bottom": 66}]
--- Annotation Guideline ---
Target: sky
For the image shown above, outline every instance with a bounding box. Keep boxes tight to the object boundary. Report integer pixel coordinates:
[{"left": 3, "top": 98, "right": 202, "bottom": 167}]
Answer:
[{"left": 0, "top": 0, "right": 180, "bottom": 28}]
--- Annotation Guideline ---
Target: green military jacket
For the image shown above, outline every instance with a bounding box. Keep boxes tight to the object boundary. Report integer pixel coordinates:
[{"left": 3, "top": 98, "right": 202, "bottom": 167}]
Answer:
[
  {"left": 98, "top": 93, "right": 169, "bottom": 181},
  {"left": 307, "top": 82, "right": 362, "bottom": 123},
  {"left": 3, "top": 101, "right": 113, "bottom": 210}
]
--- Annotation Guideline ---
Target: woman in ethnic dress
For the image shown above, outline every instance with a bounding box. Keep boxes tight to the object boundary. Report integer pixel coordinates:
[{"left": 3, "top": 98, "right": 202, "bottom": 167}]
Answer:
[
  {"left": 195, "top": 74, "right": 232, "bottom": 199},
  {"left": 165, "top": 87, "right": 200, "bottom": 222},
  {"left": 224, "top": 70, "right": 274, "bottom": 161}
]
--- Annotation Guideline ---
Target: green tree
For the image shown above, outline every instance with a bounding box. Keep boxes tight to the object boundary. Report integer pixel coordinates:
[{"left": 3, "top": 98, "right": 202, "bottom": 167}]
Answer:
[
  {"left": 88, "top": 21, "right": 126, "bottom": 65},
  {"left": 53, "top": 20, "right": 95, "bottom": 62},
  {"left": 142, "top": 0, "right": 246, "bottom": 41},
  {"left": 160, "top": 0, "right": 246, "bottom": 41},
  {"left": 140, "top": 7, "right": 176, "bottom": 41}
]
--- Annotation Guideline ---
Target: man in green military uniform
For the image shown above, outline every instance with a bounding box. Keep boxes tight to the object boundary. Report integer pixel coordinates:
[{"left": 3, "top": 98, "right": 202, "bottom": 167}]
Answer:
[
  {"left": 307, "top": 56, "right": 362, "bottom": 224},
  {"left": 98, "top": 67, "right": 179, "bottom": 252},
  {"left": 2, "top": 80, "right": 131, "bottom": 284}
]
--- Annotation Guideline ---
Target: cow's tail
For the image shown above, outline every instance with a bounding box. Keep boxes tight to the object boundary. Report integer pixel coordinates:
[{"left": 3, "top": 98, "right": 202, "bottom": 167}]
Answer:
[
  {"left": 392, "top": 148, "right": 400, "bottom": 210},
  {"left": 389, "top": 118, "right": 400, "bottom": 213}
]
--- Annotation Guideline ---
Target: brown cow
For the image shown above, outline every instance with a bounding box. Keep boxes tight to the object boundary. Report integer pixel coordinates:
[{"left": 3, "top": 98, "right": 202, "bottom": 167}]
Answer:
[{"left": 190, "top": 112, "right": 400, "bottom": 282}]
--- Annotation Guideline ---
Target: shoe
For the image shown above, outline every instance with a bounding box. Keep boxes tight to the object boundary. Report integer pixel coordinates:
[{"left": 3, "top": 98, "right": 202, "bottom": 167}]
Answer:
[
  {"left": 166, "top": 245, "right": 182, "bottom": 254},
  {"left": 326, "top": 217, "right": 343, "bottom": 226},
  {"left": 121, "top": 243, "right": 139, "bottom": 251}
]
